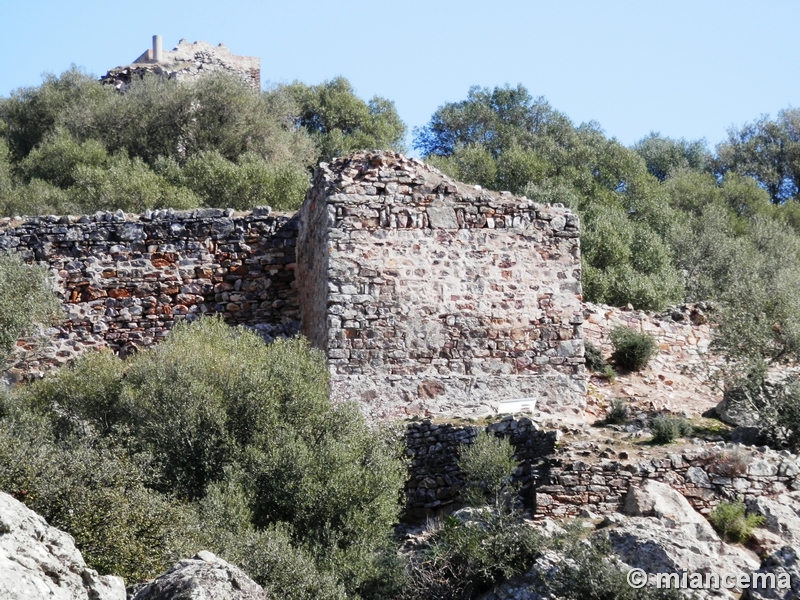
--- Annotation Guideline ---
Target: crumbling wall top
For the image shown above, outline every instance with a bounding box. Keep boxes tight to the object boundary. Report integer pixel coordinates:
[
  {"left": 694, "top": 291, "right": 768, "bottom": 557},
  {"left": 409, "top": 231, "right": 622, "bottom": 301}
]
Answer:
[{"left": 101, "top": 36, "right": 260, "bottom": 92}]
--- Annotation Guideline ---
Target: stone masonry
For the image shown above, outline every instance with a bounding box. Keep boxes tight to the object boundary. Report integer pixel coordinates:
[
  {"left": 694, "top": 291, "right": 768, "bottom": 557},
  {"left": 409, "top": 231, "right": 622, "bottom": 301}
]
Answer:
[
  {"left": 298, "top": 152, "right": 586, "bottom": 421},
  {"left": 4, "top": 151, "right": 584, "bottom": 420},
  {"left": 101, "top": 36, "right": 260, "bottom": 92},
  {"left": 1, "top": 208, "right": 298, "bottom": 379}
]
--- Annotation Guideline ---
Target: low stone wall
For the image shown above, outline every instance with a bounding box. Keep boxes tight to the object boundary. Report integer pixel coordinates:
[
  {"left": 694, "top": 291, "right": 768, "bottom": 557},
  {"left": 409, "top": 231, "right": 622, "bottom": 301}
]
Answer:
[
  {"left": 2, "top": 208, "right": 299, "bottom": 378},
  {"left": 536, "top": 444, "right": 800, "bottom": 518},
  {"left": 404, "top": 417, "right": 558, "bottom": 520},
  {"left": 402, "top": 422, "right": 800, "bottom": 522}
]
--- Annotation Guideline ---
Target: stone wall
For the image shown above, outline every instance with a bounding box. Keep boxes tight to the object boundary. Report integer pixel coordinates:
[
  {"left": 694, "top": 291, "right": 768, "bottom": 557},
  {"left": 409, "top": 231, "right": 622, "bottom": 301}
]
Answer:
[
  {"left": 536, "top": 443, "right": 800, "bottom": 518},
  {"left": 6, "top": 150, "right": 586, "bottom": 422},
  {"left": 298, "top": 152, "right": 586, "bottom": 422},
  {"left": 402, "top": 428, "right": 800, "bottom": 522},
  {"left": 404, "top": 417, "right": 558, "bottom": 520},
  {"left": 1, "top": 208, "right": 298, "bottom": 378}
]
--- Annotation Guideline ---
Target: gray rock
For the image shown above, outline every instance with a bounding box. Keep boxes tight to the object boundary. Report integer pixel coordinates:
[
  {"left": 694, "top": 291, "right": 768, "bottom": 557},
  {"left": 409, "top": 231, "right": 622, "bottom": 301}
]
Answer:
[
  {"left": 426, "top": 205, "right": 459, "bottom": 229},
  {"left": 715, "top": 393, "right": 761, "bottom": 427},
  {"left": 607, "top": 516, "right": 760, "bottom": 599},
  {"left": 131, "top": 551, "right": 266, "bottom": 600},
  {"left": 623, "top": 480, "right": 717, "bottom": 539},
  {"left": 731, "top": 426, "right": 768, "bottom": 446},
  {"left": 747, "top": 492, "right": 800, "bottom": 545},
  {"left": 0, "top": 491, "right": 125, "bottom": 600},
  {"left": 743, "top": 546, "right": 799, "bottom": 600}
]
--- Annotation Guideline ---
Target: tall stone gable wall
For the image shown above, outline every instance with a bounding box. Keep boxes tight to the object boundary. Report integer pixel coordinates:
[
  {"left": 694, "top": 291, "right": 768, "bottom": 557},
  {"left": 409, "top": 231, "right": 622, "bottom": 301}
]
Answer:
[{"left": 297, "top": 152, "right": 585, "bottom": 421}]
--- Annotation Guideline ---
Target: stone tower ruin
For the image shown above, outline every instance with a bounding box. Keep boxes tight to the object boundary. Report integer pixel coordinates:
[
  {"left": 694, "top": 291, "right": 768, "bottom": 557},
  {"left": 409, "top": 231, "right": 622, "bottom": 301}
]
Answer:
[
  {"left": 101, "top": 35, "right": 261, "bottom": 92},
  {"left": 297, "top": 152, "right": 585, "bottom": 420}
]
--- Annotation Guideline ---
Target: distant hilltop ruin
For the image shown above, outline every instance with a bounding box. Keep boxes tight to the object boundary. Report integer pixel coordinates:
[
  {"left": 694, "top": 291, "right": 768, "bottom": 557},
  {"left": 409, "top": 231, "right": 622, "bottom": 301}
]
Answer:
[{"left": 100, "top": 35, "right": 260, "bottom": 92}]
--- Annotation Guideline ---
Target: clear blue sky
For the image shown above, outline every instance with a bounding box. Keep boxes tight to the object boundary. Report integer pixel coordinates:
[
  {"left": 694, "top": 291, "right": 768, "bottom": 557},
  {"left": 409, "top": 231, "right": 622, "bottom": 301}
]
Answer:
[{"left": 2, "top": 0, "right": 799, "bottom": 151}]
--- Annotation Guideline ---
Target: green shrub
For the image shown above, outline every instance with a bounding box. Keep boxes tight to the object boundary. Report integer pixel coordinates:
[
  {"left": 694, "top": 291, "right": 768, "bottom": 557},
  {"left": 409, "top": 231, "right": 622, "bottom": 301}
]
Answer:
[
  {"left": 584, "top": 341, "right": 606, "bottom": 372},
  {"left": 0, "top": 406, "right": 193, "bottom": 583},
  {"left": 605, "top": 399, "right": 629, "bottom": 424},
  {"left": 12, "top": 317, "right": 405, "bottom": 597},
  {"left": 0, "top": 253, "right": 61, "bottom": 362},
  {"left": 401, "top": 508, "right": 544, "bottom": 599},
  {"left": 610, "top": 326, "right": 657, "bottom": 371},
  {"left": 458, "top": 431, "right": 518, "bottom": 508},
  {"left": 602, "top": 364, "right": 617, "bottom": 382},
  {"left": 651, "top": 415, "right": 692, "bottom": 444},
  {"left": 708, "top": 500, "right": 764, "bottom": 543}
]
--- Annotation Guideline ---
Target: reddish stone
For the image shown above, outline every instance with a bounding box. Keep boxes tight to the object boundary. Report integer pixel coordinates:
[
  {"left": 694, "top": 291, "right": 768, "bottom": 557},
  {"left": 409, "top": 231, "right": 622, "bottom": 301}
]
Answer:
[{"left": 108, "top": 289, "right": 131, "bottom": 299}]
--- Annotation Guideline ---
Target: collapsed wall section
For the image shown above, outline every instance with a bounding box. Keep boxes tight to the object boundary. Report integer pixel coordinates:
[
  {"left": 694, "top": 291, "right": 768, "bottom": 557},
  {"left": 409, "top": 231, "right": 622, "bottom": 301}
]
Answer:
[
  {"left": 297, "top": 151, "right": 586, "bottom": 421},
  {"left": 2, "top": 208, "right": 298, "bottom": 378}
]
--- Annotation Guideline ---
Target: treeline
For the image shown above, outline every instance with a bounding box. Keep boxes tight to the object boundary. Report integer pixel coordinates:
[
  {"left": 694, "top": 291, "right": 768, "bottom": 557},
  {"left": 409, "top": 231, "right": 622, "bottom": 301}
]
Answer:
[{"left": 0, "top": 69, "right": 405, "bottom": 215}]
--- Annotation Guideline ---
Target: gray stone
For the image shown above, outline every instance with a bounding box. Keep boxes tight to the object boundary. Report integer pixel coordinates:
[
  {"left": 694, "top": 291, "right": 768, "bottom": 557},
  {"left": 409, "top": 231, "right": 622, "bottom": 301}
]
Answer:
[
  {"left": 426, "top": 205, "right": 459, "bottom": 229},
  {"left": 0, "top": 491, "right": 125, "bottom": 600},
  {"left": 743, "top": 546, "right": 800, "bottom": 600},
  {"left": 131, "top": 551, "right": 266, "bottom": 600},
  {"left": 747, "top": 493, "right": 800, "bottom": 545}
]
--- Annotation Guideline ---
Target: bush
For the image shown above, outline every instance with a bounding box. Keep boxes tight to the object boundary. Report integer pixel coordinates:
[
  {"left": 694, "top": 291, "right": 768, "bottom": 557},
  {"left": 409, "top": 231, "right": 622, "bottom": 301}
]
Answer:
[
  {"left": 401, "top": 505, "right": 544, "bottom": 599},
  {"left": 605, "top": 399, "right": 629, "bottom": 424},
  {"left": 0, "top": 406, "right": 193, "bottom": 583},
  {"left": 0, "top": 253, "right": 61, "bottom": 362},
  {"left": 651, "top": 415, "right": 692, "bottom": 444},
  {"left": 610, "top": 326, "right": 657, "bottom": 371},
  {"left": 458, "top": 430, "right": 518, "bottom": 508},
  {"left": 708, "top": 500, "right": 764, "bottom": 543},
  {"left": 13, "top": 317, "right": 406, "bottom": 597},
  {"left": 584, "top": 341, "right": 606, "bottom": 372}
]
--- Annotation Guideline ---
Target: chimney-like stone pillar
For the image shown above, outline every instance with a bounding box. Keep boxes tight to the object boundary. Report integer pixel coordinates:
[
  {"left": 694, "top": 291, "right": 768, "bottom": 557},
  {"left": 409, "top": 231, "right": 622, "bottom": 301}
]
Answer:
[{"left": 152, "top": 35, "right": 163, "bottom": 62}]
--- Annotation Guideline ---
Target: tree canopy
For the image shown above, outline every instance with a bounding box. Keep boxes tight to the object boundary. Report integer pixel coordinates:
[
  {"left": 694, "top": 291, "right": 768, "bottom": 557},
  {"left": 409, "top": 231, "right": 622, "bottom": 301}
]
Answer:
[{"left": 0, "top": 68, "right": 406, "bottom": 216}]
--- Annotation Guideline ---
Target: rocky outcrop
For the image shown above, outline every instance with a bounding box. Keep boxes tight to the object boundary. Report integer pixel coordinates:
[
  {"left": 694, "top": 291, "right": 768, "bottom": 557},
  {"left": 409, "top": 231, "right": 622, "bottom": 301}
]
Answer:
[
  {"left": 744, "top": 546, "right": 800, "bottom": 600},
  {"left": 747, "top": 492, "right": 800, "bottom": 549},
  {"left": 0, "top": 491, "right": 125, "bottom": 600},
  {"left": 608, "top": 481, "right": 760, "bottom": 599},
  {"left": 131, "top": 551, "right": 266, "bottom": 600}
]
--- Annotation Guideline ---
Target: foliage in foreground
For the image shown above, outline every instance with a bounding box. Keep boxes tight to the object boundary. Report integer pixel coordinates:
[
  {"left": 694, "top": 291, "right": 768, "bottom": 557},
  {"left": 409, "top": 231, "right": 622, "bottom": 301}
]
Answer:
[{"left": 1, "top": 318, "right": 405, "bottom": 598}]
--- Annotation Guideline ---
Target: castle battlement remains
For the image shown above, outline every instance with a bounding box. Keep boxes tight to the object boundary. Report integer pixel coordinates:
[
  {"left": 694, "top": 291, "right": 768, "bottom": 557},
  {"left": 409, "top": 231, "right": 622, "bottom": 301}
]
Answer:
[
  {"left": 101, "top": 35, "right": 260, "bottom": 91},
  {"left": 2, "top": 152, "right": 585, "bottom": 420}
]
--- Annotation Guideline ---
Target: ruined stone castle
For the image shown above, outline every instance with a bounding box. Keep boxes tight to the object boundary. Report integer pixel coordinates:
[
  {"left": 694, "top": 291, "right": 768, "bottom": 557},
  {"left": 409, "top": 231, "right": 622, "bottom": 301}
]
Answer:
[
  {"left": 1, "top": 152, "right": 585, "bottom": 420},
  {"left": 101, "top": 35, "right": 260, "bottom": 92}
]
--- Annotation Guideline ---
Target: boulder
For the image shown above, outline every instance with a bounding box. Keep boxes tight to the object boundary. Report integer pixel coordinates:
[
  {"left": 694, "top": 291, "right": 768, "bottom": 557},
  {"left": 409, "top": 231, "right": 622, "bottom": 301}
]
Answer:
[
  {"left": 747, "top": 492, "right": 800, "bottom": 546},
  {"left": 607, "top": 517, "right": 760, "bottom": 599},
  {"left": 0, "top": 491, "right": 125, "bottom": 600},
  {"left": 715, "top": 392, "right": 760, "bottom": 427},
  {"left": 131, "top": 550, "right": 266, "bottom": 600},
  {"left": 623, "top": 479, "right": 717, "bottom": 539},
  {"left": 743, "top": 546, "right": 799, "bottom": 600}
]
